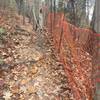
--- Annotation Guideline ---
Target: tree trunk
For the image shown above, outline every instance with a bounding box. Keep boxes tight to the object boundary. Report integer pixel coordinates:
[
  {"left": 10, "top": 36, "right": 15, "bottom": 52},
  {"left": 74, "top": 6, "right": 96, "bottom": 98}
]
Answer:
[
  {"left": 92, "top": 0, "right": 100, "bottom": 100},
  {"left": 53, "top": 0, "right": 56, "bottom": 26}
]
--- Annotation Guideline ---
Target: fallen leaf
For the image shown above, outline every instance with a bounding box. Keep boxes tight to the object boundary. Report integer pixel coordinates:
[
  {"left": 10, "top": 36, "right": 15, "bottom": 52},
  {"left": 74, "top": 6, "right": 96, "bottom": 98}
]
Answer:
[
  {"left": 0, "top": 78, "right": 4, "bottom": 87},
  {"left": 27, "top": 85, "right": 36, "bottom": 94},
  {"left": 11, "top": 86, "right": 19, "bottom": 94},
  {"left": 0, "top": 90, "right": 3, "bottom": 96},
  {"left": 20, "top": 79, "right": 28, "bottom": 85},
  {"left": 3, "top": 91, "right": 12, "bottom": 100},
  {"left": 20, "top": 86, "right": 27, "bottom": 93},
  {"left": 31, "top": 66, "right": 38, "bottom": 74}
]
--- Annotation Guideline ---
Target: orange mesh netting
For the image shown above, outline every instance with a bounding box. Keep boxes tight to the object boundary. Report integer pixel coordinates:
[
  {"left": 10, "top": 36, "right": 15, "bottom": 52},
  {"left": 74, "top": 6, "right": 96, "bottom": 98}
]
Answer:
[{"left": 47, "top": 13, "right": 98, "bottom": 100}]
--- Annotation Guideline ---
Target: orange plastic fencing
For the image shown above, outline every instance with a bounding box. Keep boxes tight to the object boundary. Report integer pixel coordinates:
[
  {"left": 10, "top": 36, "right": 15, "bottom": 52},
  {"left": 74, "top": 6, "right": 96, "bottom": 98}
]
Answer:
[{"left": 47, "top": 13, "right": 97, "bottom": 100}]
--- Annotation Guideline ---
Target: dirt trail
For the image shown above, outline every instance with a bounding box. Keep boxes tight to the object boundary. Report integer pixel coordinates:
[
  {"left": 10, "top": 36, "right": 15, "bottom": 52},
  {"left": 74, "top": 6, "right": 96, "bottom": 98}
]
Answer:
[{"left": 0, "top": 10, "right": 73, "bottom": 100}]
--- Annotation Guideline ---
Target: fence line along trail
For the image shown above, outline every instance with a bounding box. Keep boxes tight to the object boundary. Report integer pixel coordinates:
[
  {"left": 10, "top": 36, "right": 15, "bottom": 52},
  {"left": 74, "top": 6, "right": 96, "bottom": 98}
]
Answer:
[{"left": 0, "top": 0, "right": 99, "bottom": 100}]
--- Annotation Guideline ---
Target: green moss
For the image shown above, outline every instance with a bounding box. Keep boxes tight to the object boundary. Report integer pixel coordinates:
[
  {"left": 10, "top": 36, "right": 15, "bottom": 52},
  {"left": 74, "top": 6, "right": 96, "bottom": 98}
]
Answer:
[
  {"left": 0, "top": 27, "right": 6, "bottom": 42},
  {"left": 0, "top": 27, "right": 5, "bottom": 34},
  {"left": 0, "top": 57, "right": 4, "bottom": 65}
]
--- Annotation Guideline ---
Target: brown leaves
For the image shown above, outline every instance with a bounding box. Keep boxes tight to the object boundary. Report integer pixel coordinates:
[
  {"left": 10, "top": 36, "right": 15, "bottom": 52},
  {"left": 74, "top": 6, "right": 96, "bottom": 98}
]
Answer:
[
  {"left": 30, "top": 66, "right": 38, "bottom": 75},
  {"left": 0, "top": 78, "right": 4, "bottom": 87},
  {"left": 27, "top": 85, "right": 36, "bottom": 94},
  {"left": 0, "top": 10, "right": 83, "bottom": 100},
  {"left": 11, "top": 86, "right": 19, "bottom": 94},
  {"left": 20, "top": 79, "right": 29, "bottom": 85},
  {"left": 47, "top": 12, "right": 94, "bottom": 99}
]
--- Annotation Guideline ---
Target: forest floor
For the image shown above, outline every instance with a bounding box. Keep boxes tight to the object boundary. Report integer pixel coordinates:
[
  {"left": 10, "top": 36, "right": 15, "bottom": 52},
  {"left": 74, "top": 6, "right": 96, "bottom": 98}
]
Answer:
[{"left": 0, "top": 10, "right": 74, "bottom": 100}]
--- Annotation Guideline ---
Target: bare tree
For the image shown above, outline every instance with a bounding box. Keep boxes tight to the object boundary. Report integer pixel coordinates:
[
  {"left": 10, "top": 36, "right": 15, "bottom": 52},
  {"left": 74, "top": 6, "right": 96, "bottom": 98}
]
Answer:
[{"left": 92, "top": 0, "right": 100, "bottom": 100}]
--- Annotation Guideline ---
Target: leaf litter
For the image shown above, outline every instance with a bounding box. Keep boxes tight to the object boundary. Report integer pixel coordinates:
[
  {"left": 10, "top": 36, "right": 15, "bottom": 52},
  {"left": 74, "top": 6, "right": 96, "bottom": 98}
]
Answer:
[{"left": 0, "top": 10, "right": 74, "bottom": 100}]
